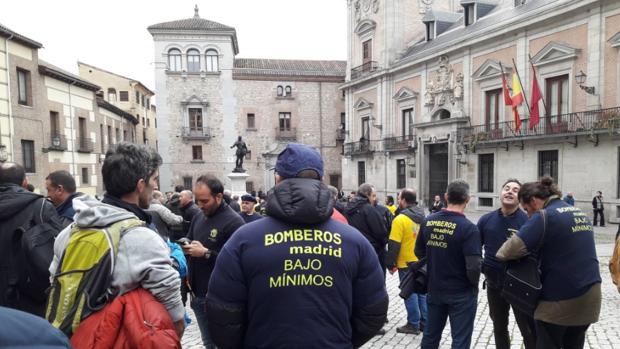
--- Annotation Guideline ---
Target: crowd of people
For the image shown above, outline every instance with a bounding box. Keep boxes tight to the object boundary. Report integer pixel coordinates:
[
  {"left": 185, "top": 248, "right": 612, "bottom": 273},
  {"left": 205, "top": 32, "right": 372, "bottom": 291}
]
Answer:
[{"left": 0, "top": 141, "right": 616, "bottom": 349}]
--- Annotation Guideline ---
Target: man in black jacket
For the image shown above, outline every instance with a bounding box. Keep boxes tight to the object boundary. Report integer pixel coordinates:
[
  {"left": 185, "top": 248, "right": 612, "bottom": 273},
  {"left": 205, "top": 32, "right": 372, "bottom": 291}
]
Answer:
[
  {"left": 205, "top": 143, "right": 388, "bottom": 349},
  {"left": 346, "top": 183, "right": 389, "bottom": 275},
  {"left": 0, "top": 163, "right": 63, "bottom": 316},
  {"left": 183, "top": 175, "right": 245, "bottom": 349}
]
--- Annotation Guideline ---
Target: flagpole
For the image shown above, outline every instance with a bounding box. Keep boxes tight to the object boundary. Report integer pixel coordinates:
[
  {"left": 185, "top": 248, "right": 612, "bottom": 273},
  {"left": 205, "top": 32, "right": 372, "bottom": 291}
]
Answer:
[
  {"left": 528, "top": 54, "right": 548, "bottom": 115},
  {"left": 511, "top": 58, "right": 531, "bottom": 114}
]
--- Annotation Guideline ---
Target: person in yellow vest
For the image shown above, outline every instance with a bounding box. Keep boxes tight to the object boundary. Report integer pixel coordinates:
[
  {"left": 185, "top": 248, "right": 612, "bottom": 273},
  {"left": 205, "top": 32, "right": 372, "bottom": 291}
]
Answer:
[
  {"left": 386, "top": 188, "right": 427, "bottom": 334},
  {"left": 385, "top": 195, "right": 397, "bottom": 215}
]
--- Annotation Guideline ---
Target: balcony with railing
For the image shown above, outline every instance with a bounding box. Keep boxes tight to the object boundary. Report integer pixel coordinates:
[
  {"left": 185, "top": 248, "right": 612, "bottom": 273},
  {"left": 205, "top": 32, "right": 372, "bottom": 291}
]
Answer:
[
  {"left": 343, "top": 140, "right": 378, "bottom": 156},
  {"left": 383, "top": 134, "right": 416, "bottom": 152},
  {"left": 275, "top": 127, "right": 297, "bottom": 141},
  {"left": 458, "top": 107, "right": 620, "bottom": 147},
  {"left": 47, "top": 133, "right": 67, "bottom": 151},
  {"left": 76, "top": 137, "right": 94, "bottom": 153},
  {"left": 181, "top": 127, "right": 211, "bottom": 140},
  {"left": 351, "top": 61, "right": 379, "bottom": 80}
]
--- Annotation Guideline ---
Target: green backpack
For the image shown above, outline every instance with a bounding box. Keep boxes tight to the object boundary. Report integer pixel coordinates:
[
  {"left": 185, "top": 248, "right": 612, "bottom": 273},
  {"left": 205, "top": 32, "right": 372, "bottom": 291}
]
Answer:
[{"left": 45, "top": 218, "right": 144, "bottom": 336}]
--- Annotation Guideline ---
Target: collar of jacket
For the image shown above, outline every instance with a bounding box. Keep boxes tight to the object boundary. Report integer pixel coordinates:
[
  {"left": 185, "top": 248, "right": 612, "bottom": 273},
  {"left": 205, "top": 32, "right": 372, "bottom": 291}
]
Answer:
[{"left": 102, "top": 193, "right": 152, "bottom": 224}]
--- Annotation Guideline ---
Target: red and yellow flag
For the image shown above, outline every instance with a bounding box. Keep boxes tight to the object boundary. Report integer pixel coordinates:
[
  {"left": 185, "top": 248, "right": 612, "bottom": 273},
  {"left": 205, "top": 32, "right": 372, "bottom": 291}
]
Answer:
[{"left": 511, "top": 73, "right": 523, "bottom": 130}]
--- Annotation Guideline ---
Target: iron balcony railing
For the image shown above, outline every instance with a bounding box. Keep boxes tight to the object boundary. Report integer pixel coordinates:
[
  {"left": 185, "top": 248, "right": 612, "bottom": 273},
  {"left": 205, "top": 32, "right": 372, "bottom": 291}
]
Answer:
[
  {"left": 181, "top": 127, "right": 211, "bottom": 140},
  {"left": 458, "top": 107, "right": 620, "bottom": 145},
  {"left": 76, "top": 137, "right": 94, "bottom": 153},
  {"left": 47, "top": 133, "right": 67, "bottom": 151},
  {"left": 383, "top": 134, "right": 416, "bottom": 151},
  {"left": 351, "top": 61, "right": 379, "bottom": 80},
  {"left": 343, "top": 140, "right": 379, "bottom": 156},
  {"left": 275, "top": 127, "right": 297, "bottom": 141}
]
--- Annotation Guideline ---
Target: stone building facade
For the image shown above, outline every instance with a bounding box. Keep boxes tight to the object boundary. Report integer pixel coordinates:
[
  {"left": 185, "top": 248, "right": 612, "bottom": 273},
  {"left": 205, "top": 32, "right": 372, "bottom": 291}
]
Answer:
[
  {"left": 0, "top": 23, "right": 139, "bottom": 195},
  {"left": 78, "top": 62, "right": 158, "bottom": 149},
  {"left": 341, "top": 0, "right": 620, "bottom": 222},
  {"left": 148, "top": 7, "right": 346, "bottom": 192}
]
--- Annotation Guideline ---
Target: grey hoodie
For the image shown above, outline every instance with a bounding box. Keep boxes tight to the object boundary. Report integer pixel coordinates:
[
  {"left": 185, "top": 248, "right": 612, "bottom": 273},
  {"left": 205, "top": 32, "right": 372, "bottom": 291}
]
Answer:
[{"left": 49, "top": 195, "right": 184, "bottom": 322}]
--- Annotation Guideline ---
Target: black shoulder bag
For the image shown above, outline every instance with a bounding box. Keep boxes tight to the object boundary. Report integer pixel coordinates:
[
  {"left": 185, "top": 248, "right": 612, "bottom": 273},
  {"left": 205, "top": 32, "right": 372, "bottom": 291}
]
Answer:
[{"left": 501, "top": 209, "right": 547, "bottom": 316}]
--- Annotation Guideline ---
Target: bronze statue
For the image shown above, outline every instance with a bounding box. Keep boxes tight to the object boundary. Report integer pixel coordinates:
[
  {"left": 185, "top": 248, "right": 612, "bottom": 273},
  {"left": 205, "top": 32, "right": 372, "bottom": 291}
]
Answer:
[{"left": 231, "top": 136, "right": 248, "bottom": 172}]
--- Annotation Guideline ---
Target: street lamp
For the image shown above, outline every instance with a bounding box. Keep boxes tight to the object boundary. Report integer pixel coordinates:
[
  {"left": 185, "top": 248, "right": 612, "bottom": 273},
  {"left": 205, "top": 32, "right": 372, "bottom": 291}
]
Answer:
[{"left": 575, "top": 70, "right": 596, "bottom": 95}]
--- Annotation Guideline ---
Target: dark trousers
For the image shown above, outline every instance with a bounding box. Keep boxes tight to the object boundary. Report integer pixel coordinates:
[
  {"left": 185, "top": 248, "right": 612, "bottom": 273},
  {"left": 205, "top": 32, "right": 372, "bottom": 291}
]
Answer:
[
  {"left": 535, "top": 320, "right": 589, "bottom": 349},
  {"left": 593, "top": 209, "right": 605, "bottom": 226},
  {"left": 421, "top": 289, "right": 478, "bottom": 349},
  {"left": 487, "top": 285, "right": 536, "bottom": 349}
]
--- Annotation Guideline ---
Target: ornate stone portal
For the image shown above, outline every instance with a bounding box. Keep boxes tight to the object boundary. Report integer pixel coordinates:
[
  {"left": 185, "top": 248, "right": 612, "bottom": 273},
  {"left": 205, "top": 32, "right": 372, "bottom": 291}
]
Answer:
[{"left": 424, "top": 55, "right": 465, "bottom": 118}]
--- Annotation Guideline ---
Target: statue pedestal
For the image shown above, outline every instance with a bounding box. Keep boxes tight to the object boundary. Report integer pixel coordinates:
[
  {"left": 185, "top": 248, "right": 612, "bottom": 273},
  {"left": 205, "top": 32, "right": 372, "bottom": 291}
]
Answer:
[{"left": 227, "top": 172, "right": 250, "bottom": 197}]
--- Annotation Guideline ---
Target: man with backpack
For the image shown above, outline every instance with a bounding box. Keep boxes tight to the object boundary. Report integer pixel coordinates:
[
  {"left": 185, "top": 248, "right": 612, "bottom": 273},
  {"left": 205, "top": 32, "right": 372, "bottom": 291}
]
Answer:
[
  {"left": 47, "top": 143, "right": 185, "bottom": 338},
  {"left": 0, "top": 163, "right": 63, "bottom": 316}
]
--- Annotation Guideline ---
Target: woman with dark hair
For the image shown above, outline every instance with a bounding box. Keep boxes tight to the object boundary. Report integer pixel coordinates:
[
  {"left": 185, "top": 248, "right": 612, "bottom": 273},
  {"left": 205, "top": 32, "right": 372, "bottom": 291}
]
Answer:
[{"left": 496, "top": 176, "right": 601, "bottom": 349}]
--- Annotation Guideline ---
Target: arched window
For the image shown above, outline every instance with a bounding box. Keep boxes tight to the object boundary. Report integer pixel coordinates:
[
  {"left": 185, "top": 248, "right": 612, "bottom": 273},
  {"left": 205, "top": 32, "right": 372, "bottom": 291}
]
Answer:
[
  {"left": 285, "top": 85, "right": 292, "bottom": 97},
  {"left": 206, "top": 49, "right": 219, "bottom": 72},
  {"left": 108, "top": 88, "right": 117, "bottom": 102},
  {"left": 168, "top": 49, "right": 182, "bottom": 71},
  {"left": 277, "top": 85, "right": 284, "bottom": 96},
  {"left": 187, "top": 49, "right": 200, "bottom": 73}
]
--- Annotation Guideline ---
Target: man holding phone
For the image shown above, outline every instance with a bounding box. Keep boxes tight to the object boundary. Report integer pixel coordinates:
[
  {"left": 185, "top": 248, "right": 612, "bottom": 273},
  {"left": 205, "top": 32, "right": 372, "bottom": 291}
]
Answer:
[{"left": 182, "top": 175, "right": 244, "bottom": 349}]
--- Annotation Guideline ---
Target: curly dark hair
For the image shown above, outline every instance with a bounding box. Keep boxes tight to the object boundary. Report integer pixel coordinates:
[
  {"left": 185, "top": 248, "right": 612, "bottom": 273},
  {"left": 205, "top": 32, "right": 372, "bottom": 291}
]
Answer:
[{"left": 102, "top": 142, "right": 162, "bottom": 197}]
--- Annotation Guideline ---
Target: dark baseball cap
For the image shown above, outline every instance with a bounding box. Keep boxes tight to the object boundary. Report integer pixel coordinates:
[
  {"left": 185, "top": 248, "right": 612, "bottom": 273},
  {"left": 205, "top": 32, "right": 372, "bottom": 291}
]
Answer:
[{"left": 274, "top": 143, "right": 324, "bottom": 179}]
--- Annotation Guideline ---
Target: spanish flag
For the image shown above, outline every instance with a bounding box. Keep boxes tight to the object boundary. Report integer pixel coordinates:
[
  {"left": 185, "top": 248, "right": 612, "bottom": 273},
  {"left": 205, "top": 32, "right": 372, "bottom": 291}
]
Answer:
[{"left": 511, "top": 73, "right": 523, "bottom": 130}]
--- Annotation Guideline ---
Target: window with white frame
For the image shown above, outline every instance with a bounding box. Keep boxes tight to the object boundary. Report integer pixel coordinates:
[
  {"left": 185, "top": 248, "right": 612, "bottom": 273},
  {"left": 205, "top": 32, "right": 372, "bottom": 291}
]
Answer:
[
  {"left": 206, "top": 49, "right": 219, "bottom": 72},
  {"left": 277, "top": 85, "right": 284, "bottom": 97},
  {"left": 187, "top": 49, "right": 201, "bottom": 73},
  {"left": 545, "top": 75, "right": 569, "bottom": 122},
  {"left": 168, "top": 49, "right": 182, "bottom": 71},
  {"left": 485, "top": 89, "right": 501, "bottom": 130}
]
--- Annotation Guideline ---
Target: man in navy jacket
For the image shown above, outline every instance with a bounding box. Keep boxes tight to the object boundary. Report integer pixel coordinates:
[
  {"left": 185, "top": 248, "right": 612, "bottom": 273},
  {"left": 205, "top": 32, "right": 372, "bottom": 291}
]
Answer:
[{"left": 206, "top": 143, "right": 388, "bottom": 348}]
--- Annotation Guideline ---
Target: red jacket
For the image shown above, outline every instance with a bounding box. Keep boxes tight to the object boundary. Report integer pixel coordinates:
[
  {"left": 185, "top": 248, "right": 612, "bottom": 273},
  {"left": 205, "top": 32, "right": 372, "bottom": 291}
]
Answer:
[
  {"left": 71, "top": 288, "right": 181, "bottom": 349},
  {"left": 331, "top": 208, "right": 348, "bottom": 224}
]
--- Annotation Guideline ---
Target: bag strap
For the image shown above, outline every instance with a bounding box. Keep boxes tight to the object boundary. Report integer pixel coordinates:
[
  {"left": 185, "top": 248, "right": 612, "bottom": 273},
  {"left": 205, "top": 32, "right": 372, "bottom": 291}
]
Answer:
[{"left": 532, "top": 209, "right": 547, "bottom": 254}]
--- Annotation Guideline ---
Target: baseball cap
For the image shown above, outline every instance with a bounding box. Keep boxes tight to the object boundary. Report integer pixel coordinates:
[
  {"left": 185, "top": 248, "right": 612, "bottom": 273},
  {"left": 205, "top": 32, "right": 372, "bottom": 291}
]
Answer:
[{"left": 274, "top": 143, "right": 324, "bottom": 179}]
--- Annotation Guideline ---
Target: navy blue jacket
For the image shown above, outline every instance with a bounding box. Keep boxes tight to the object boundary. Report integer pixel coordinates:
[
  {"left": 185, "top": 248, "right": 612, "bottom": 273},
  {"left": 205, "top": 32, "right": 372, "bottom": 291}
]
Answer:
[
  {"left": 0, "top": 306, "right": 71, "bottom": 348},
  {"left": 517, "top": 198, "right": 601, "bottom": 301},
  {"left": 206, "top": 178, "right": 388, "bottom": 349},
  {"left": 56, "top": 192, "right": 81, "bottom": 228}
]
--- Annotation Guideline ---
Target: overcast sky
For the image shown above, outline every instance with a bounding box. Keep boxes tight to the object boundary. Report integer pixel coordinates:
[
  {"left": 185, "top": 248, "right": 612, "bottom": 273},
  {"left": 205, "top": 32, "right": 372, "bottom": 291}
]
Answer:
[{"left": 3, "top": 0, "right": 347, "bottom": 94}]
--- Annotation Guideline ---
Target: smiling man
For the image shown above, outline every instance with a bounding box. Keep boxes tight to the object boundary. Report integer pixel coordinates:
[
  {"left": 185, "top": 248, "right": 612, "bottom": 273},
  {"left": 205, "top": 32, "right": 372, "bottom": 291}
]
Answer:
[{"left": 477, "top": 179, "right": 536, "bottom": 349}]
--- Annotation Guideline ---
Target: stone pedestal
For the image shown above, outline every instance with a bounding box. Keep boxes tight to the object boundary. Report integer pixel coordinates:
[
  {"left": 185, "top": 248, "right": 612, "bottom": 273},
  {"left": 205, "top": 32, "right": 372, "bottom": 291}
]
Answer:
[{"left": 227, "top": 172, "right": 250, "bottom": 197}]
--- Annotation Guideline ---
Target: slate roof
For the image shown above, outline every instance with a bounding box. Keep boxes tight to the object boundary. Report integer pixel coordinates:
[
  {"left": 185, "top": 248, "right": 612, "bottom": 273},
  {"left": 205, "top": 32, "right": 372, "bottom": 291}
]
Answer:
[
  {"left": 398, "top": 0, "right": 560, "bottom": 65},
  {"left": 39, "top": 60, "right": 100, "bottom": 92},
  {"left": 233, "top": 58, "right": 346, "bottom": 81},
  {"left": 0, "top": 22, "right": 42, "bottom": 49}
]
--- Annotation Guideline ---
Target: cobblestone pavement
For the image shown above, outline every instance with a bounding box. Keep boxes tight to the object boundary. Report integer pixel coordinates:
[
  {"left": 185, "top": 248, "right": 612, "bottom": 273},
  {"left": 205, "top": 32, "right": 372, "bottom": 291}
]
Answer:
[{"left": 181, "top": 220, "right": 620, "bottom": 349}]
